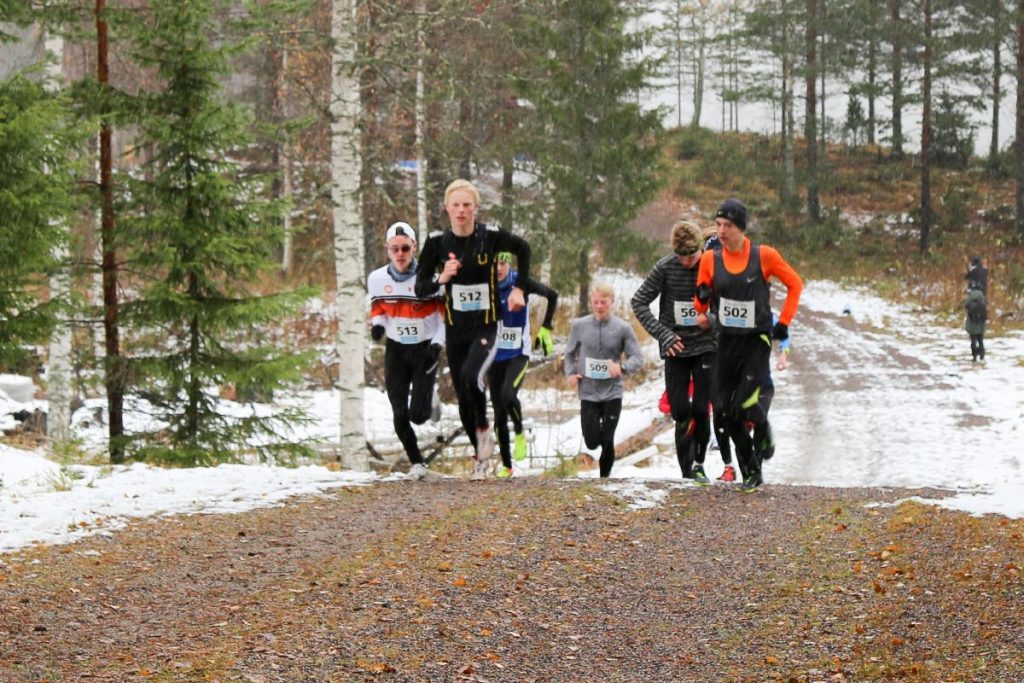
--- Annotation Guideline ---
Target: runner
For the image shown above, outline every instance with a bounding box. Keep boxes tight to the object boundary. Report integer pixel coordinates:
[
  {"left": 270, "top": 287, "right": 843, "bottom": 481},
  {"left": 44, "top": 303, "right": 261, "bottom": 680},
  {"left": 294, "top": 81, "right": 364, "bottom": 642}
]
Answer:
[
  {"left": 414, "top": 179, "right": 532, "bottom": 479},
  {"left": 566, "top": 283, "right": 644, "bottom": 478},
  {"left": 631, "top": 220, "right": 716, "bottom": 484},
  {"left": 489, "top": 252, "right": 558, "bottom": 478},
  {"left": 368, "top": 221, "right": 445, "bottom": 479},
  {"left": 695, "top": 198, "right": 803, "bottom": 492},
  {"left": 702, "top": 224, "right": 736, "bottom": 483}
]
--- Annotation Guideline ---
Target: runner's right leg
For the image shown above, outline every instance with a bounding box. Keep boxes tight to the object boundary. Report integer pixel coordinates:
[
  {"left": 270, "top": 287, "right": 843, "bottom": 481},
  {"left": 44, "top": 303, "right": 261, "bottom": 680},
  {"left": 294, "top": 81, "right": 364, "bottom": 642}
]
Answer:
[{"left": 384, "top": 341, "right": 423, "bottom": 464}]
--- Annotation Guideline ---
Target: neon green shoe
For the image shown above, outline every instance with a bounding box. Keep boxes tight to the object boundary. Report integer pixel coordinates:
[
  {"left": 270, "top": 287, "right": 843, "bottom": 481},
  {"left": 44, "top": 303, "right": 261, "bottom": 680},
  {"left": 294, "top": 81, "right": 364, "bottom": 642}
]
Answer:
[
  {"left": 513, "top": 433, "right": 528, "bottom": 462},
  {"left": 495, "top": 465, "right": 513, "bottom": 479}
]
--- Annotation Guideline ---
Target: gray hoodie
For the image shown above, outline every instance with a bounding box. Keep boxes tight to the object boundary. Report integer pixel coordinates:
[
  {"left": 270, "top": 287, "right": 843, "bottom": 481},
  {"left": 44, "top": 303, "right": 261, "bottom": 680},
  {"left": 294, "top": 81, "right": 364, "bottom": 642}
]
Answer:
[{"left": 565, "top": 314, "right": 644, "bottom": 402}]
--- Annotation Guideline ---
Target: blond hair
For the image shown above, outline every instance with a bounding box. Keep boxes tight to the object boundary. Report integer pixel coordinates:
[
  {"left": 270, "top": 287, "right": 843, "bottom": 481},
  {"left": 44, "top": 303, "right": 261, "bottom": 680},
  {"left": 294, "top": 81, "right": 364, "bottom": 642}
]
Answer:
[
  {"left": 590, "top": 282, "right": 616, "bottom": 300},
  {"left": 444, "top": 179, "right": 481, "bottom": 206}
]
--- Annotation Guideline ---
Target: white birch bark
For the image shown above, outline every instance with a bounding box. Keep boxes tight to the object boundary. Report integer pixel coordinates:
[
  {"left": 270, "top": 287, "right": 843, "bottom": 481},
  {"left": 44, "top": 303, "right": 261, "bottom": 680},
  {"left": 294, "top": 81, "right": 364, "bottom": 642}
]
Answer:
[
  {"left": 331, "top": 0, "right": 367, "bottom": 471},
  {"left": 44, "top": 31, "right": 73, "bottom": 446},
  {"left": 414, "top": 0, "right": 428, "bottom": 241},
  {"left": 279, "top": 46, "right": 294, "bottom": 276}
]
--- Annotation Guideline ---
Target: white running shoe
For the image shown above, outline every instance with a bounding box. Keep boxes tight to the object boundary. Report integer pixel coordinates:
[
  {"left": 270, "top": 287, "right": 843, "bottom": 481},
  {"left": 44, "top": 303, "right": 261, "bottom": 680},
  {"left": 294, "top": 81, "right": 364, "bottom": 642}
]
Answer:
[
  {"left": 409, "top": 463, "right": 428, "bottom": 480},
  {"left": 470, "top": 457, "right": 489, "bottom": 480}
]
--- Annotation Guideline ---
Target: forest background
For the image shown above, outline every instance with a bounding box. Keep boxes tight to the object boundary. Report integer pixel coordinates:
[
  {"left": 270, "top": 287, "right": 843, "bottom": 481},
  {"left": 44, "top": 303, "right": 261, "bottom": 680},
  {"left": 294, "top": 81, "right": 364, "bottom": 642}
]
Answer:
[{"left": 1, "top": 0, "right": 1023, "bottom": 470}]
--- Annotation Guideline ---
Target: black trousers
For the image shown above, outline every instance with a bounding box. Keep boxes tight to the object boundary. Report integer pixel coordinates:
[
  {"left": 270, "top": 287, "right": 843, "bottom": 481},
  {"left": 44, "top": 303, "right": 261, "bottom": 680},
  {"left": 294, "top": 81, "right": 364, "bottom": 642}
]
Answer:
[
  {"left": 488, "top": 354, "right": 529, "bottom": 468},
  {"left": 446, "top": 326, "right": 498, "bottom": 448},
  {"left": 714, "top": 333, "right": 772, "bottom": 483},
  {"left": 384, "top": 339, "right": 437, "bottom": 464},
  {"left": 970, "top": 333, "right": 985, "bottom": 360},
  {"left": 581, "top": 398, "right": 622, "bottom": 478},
  {"left": 665, "top": 353, "right": 713, "bottom": 476}
]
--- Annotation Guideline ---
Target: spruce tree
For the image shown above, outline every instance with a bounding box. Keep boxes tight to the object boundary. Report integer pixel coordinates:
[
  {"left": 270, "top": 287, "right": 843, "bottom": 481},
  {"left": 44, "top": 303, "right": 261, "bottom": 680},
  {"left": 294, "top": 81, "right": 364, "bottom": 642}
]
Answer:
[
  {"left": 115, "top": 0, "right": 314, "bottom": 465},
  {"left": 514, "top": 0, "right": 663, "bottom": 311},
  {"left": 0, "top": 75, "right": 76, "bottom": 368}
]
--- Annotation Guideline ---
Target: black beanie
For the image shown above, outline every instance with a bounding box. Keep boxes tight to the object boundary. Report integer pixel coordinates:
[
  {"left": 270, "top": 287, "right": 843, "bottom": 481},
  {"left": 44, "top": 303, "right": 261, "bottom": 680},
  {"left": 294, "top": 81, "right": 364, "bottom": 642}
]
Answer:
[{"left": 715, "top": 198, "right": 747, "bottom": 230}]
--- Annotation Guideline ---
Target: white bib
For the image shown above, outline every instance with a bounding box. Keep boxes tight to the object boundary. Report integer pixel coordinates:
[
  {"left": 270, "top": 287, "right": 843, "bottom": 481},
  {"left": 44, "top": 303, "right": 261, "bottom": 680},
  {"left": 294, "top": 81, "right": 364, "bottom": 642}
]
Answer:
[
  {"left": 388, "top": 317, "right": 424, "bottom": 344},
  {"left": 452, "top": 283, "right": 489, "bottom": 312},
  {"left": 719, "top": 297, "right": 756, "bottom": 329},
  {"left": 497, "top": 324, "right": 523, "bottom": 350},
  {"left": 584, "top": 357, "right": 612, "bottom": 380},
  {"left": 674, "top": 300, "right": 699, "bottom": 327}
]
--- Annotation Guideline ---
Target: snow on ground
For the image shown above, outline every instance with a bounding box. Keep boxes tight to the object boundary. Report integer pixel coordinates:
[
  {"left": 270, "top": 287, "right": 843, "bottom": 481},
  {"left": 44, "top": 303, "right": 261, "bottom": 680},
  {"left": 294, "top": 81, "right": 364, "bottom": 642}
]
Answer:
[{"left": 2, "top": 278, "right": 1023, "bottom": 554}]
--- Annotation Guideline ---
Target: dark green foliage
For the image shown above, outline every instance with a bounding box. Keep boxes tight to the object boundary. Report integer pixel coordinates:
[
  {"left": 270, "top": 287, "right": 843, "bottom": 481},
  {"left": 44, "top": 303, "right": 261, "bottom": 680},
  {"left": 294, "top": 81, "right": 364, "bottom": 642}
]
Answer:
[
  {"left": 114, "top": 0, "right": 315, "bottom": 466},
  {"left": 932, "top": 91, "right": 976, "bottom": 169},
  {"left": 0, "top": 75, "right": 77, "bottom": 368},
  {"left": 513, "top": 0, "right": 664, "bottom": 305}
]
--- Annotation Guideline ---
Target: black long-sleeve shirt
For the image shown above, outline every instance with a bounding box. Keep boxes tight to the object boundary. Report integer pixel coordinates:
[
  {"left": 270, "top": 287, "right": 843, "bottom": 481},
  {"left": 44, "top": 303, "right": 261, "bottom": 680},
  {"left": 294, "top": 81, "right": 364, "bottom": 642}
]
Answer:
[
  {"left": 631, "top": 254, "right": 716, "bottom": 358},
  {"left": 414, "top": 222, "right": 531, "bottom": 338}
]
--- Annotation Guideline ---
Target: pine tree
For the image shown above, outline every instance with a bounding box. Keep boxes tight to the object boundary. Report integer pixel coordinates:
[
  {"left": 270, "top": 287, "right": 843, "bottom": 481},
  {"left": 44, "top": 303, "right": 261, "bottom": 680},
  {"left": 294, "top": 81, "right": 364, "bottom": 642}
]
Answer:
[
  {"left": 514, "top": 0, "right": 663, "bottom": 311},
  {"left": 115, "top": 0, "right": 314, "bottom": 465}
]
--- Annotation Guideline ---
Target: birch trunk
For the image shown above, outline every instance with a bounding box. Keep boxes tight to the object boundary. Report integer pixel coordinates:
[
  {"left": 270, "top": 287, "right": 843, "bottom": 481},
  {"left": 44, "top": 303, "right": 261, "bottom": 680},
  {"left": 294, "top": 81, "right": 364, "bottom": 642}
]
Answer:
[
  {"left": 331, "top": 0, "right": 367, "bottom": 470},
  {"left": 45, "top": 31, "right": 73, "bottom": 446},
  {"left": 415, "top": 0, "right": 428, "bottom": 241},
  {"left": 279, "top": 46, "right": 294, "bottom": 276}
]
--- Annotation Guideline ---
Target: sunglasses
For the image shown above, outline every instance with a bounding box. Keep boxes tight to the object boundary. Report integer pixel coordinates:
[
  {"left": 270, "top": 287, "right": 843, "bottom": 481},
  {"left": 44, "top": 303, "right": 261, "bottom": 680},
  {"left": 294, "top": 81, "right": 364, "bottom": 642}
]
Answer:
[{"left": 388, "top": 245, "right": 413, "bottom": 254}]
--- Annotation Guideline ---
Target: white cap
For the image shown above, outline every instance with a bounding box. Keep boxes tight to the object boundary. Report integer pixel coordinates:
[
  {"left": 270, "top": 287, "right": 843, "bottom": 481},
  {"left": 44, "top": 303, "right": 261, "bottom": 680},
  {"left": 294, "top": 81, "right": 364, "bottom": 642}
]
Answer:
[{"left": 386, "top": 221, "right": 417, "bottom": 243}]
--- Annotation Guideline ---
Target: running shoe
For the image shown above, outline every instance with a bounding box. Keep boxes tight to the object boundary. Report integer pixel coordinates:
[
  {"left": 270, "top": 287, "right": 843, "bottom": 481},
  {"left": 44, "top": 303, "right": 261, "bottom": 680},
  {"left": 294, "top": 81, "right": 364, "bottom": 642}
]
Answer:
[
  {"left": 495, "top": 465, "right": 513, "bottom": 479},
  {"left": 738, "top": 474, "right": 763, "bottom": 493},
  {"left": 513, "top": 432, "right": 528, "bottom": 461},
  {"left": 470, "top": 458, "right": 489, "bottom": 480},
  {"left": 409, "top": 463, "right": 428, "bottom": 480},
  {"left": 717, "top": 465, "right": 736, "bottom": 482},
  {"left": 692, "top": 464, "right": 711, "bottom": 486}
]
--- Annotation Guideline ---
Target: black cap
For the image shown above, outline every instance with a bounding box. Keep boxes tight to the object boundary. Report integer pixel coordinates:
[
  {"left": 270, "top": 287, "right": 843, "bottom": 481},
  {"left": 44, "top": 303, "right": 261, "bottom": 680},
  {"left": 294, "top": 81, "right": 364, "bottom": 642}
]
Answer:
[{"left": 715, "top": 198, "right": 747, "bottom": 230}]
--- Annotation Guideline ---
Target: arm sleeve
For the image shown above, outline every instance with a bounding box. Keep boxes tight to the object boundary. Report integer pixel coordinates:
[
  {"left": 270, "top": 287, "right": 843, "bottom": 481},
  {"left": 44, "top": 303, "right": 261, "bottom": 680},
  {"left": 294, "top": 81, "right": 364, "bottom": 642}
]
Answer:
[
  {"left": 620, "top": 325, "right": 645, "bottom": 375},
  {"left": 370, "top": 300, "right": 387, "bottom": 327},
  {"left": 496, "top": 230, "right": 531, "bottom": 285},
  {"left": 414, "top": 235, "right": 442, "bottom": 299},
  {"left": 522, "top": 276, "right": 559, "bottom": 329},
  {"left": 630, "top": 264, "right": 676, "bottom": 349},
  {"left": 694, "top": 251, "right": 715, "bottom": 314},
  {"left": 564, "top": 321, "right": 580, "bottom": 376},
  {"left": 760, "top": 247, "right": 803, "bottom": 326}
]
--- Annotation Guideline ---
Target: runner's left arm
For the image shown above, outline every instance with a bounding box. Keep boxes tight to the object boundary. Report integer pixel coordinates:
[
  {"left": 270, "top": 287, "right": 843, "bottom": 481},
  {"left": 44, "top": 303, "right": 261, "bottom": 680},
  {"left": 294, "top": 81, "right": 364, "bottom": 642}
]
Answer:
[
  {"left": 619, "top": 324, "right": 645, "bottom": 375},
  {"left": 759, "top": 247, "right": 803, "bottom": 326},
  {"left": 520, "top": 276, "right": 558, "bottom": 329}
]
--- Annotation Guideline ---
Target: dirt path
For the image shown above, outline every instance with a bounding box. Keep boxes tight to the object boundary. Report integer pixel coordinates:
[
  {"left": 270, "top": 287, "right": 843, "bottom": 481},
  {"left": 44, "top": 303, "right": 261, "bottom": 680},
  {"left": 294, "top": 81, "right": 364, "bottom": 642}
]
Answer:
[{"left": 2, "top": 478, "right": 1021, "bottom": 682}]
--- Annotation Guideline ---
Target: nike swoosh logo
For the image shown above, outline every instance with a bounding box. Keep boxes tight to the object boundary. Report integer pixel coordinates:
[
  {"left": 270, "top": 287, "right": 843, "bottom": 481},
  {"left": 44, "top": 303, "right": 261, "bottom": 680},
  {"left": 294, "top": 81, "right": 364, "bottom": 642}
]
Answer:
[
  {"left": 744, "top": 374, "right": 755, "bottom": 381},
  {"left": 746, "top": 276, "right": 758, "bottom": 283}
]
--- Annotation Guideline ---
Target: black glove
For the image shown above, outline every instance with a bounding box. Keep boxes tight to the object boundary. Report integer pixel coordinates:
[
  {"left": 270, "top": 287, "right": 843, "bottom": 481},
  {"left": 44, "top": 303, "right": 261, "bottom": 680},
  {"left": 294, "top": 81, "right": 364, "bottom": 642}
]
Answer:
[
  {"left": 371, "top": 324, "right": 385, "bottom": 342},
  {"left": 771, "top": 321, "right": 789, "bottom": 341},
  {"left": 425, "top": 343, "right": 443, "bottom": 374},
  {"left": 696, "top": 284, "right": 712, "bottom": 304}
]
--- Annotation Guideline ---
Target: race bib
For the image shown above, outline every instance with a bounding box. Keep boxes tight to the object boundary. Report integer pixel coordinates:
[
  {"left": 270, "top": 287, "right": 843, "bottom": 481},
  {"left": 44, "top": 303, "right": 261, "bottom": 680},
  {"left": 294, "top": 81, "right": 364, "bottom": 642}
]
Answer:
[
  {"left": 584, "top": 357, "right": 612, "bottom": 380},
  {"left": 720, "top": 297, "right": 756, "bottom": 329},
  {"left": 388, "top": 317, "right": 423, "bottom": 344},
  {"left": 674, "top": 301, "right": 699, "bottom": 327},
  {"left": 497, "top": 324, "right": 523, "bottom": 350},
  {"left": 452, "top": 283, "right": 489, "bottom": 312}
]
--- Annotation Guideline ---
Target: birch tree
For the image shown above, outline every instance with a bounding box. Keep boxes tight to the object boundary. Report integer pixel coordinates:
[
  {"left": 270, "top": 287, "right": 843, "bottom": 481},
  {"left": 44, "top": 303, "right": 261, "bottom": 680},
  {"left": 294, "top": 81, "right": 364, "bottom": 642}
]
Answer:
[
  {"left": 44, "top": 29, "right": 73, "bottom": 446},
  {"left": 331, "top": 0, "right": 367, "bottom": 470}
]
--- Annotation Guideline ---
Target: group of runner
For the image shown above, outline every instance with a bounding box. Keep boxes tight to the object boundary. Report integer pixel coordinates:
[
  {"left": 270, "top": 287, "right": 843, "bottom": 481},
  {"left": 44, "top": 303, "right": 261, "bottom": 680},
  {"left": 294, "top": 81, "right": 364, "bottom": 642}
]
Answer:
[
  {"left": 368, "top": 179, "right": 803, "bottom": 491},
  {"left": 631, "top": 200, "right": 802, "bottom": 492}
]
